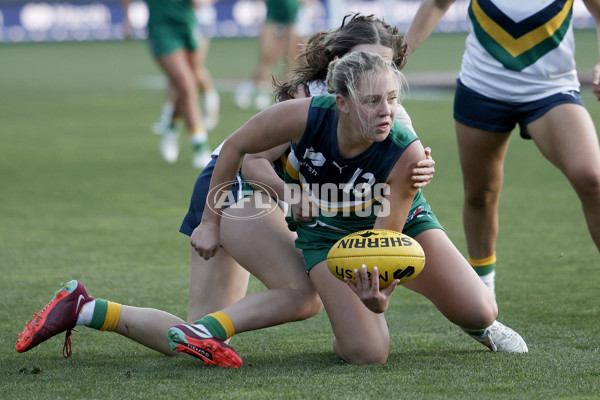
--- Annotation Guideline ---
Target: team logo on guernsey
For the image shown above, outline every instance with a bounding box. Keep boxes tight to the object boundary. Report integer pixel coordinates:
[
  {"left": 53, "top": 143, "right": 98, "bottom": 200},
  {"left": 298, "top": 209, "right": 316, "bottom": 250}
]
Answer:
[
  {"left": 332, "top": 161, "right": 348, "bottom": 173},
  {"left": 406, "top": 206, "right": 424, "bottom": 223},
  {"left": 303, "top": 147, "right": 326, "bottom": 166}
]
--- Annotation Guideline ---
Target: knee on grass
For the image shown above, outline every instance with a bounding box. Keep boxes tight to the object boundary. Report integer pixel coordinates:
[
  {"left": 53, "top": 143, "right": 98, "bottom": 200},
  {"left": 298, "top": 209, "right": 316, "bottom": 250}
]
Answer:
[{"left": 333, "top": 338, "right": 389, "bottom": 364}]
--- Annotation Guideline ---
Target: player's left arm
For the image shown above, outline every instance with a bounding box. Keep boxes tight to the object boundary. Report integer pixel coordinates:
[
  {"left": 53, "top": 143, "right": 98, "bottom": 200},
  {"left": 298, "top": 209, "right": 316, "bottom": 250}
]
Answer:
[
  {"left": 583, "top": 0, "right": 600, "bottom": 100},
  {"left": 346, "top": 140, "right": 425, "bottom": 313}
]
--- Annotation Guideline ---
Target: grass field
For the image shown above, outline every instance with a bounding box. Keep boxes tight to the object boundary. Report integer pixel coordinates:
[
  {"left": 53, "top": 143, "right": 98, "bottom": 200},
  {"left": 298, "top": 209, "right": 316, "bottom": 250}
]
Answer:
[{"left": 1, "top": 30, "right": 599, "bottom": 399}]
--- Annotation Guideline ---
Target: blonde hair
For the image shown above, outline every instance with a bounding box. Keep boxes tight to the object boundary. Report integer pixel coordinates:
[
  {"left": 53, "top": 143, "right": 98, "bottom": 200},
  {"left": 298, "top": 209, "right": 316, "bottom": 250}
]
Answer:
[{"left": 325, "top": 51, "right": 404, "bottom": 104}]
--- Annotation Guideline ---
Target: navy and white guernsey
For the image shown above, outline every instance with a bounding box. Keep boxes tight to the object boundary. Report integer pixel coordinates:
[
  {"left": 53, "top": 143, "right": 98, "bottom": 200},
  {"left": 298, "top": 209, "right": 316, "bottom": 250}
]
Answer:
[{"left": 285, "top": 94, "right": 428, "bottom": 252}]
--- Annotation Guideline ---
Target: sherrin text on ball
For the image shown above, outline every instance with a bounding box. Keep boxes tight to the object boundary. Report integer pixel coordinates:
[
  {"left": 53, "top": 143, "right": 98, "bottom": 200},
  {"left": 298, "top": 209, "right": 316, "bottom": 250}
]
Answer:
[{"left": 327, "top": 229, "right": 425, "bottom": 288}]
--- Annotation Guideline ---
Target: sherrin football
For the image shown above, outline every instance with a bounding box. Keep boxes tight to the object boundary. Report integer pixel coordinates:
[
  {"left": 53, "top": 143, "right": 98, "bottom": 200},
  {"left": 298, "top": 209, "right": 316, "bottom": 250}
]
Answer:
[{"left": 327, "top": 229, "right": 425, "bottom": 288}]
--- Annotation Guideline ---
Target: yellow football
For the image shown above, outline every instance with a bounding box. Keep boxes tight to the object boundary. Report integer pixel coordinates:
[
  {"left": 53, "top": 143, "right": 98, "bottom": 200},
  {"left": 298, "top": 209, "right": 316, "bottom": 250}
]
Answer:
[{"left": 327, "top": 229, "right": 425, "bottom": 288}]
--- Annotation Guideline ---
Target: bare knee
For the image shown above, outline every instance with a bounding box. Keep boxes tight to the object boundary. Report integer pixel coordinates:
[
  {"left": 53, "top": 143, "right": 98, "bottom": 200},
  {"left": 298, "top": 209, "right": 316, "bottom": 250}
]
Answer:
[
  {"left": 464, "top": 187, "right": 499, "bottom": 210},
  {"left": 291, "top": 290, "right": 323, "bottom": 321},
  {"left": 474, "top": 305, "right": 497, "bottom": 330},
  {"left": 570, "top": 168, "right": 600, "bottom": 200},
  {"left": 460, "top": 295, "right": 498, "bottom": 331},
  {"left": 333, "top": 337, "right": 389, "bottom": 364}
]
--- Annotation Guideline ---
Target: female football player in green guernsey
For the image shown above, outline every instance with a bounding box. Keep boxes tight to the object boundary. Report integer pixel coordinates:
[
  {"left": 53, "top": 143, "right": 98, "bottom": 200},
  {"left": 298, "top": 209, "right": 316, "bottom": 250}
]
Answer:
[
  {"left": 144, "top": 0, "right": 213, "bottom": 168},
  {"left": 184, "top": 13, "right": 432, "bottom": 327},
  {"left": 170, "top": 51, "right": 528, "bottom": 365}
]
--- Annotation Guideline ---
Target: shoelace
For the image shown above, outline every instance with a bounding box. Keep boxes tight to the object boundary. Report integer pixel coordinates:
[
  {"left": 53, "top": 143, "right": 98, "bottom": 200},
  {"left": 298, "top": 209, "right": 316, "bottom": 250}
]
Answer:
[
  {"left": 18, "top": 322, "right": 77, "bottom": 358},
  {"left": 17, "top": 289, "right": 78, "bottom": 357},
  {"left": 62, "top": 329, "right": 76, "bottom": 358}
]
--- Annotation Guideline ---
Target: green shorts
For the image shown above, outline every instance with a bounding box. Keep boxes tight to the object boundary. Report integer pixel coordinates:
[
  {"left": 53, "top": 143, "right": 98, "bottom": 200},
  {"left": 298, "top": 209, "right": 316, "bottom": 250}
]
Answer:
[
  {"left": 147, "top": 24, "right": 198, "bottom": 58},
  {"left": 266, "top": 0, "right": 299, "bottom": 25},
  {"left": 299, "top": 202, "right": 443, "bottom": 272}
]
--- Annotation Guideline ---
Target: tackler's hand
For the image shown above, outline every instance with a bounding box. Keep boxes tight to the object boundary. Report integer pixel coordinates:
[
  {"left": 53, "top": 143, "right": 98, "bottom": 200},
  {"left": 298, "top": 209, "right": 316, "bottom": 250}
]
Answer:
[
  {"left": 411, "top": 147, "right": 435, "bottom": 188},
  {"left": 190, "top": 221, "right": 221, "bottom": 260}
]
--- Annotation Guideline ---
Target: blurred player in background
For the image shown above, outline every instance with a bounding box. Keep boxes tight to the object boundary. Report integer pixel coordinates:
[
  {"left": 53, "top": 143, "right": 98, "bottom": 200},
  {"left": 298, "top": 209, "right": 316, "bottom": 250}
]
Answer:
[
  {"left": 234, "top": 0, "right": 305, "bottom": 110},
  {"left": 120, "top": 0, "right": 133, "bottom": 39},
  {"left": 145, "top": 0, "right": 214, "bottom": 169},
  {"left": 193, "top": 1, "right": 220, "bottom": 131},
  {"left": 405, "top": 0, "right": 600, "bottom": 295},
  {"left": 153, "top": 1, "right": 220, "bottom": 145}
]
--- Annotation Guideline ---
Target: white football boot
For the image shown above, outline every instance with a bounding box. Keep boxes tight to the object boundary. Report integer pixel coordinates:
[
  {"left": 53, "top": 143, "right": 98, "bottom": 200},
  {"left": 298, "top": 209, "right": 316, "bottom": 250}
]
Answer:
[
  {"left": 159, "top": 129, "right": 180, "bottom": 164},
  {"left": 152, "top": 101, "right": 175, "bottom": 135},
  {"left": 253, "top": 90, "right": 273, "bottom": 110},
  {"left": 234, "top": 80, "right": 254, "bottom": 110},
  {"left": 203, "top": 89, "right": 220, "bottom": 131},
  {"left": 192, "top": 144, "right": 212, "bottom": 169},
  {"left": 190, "top": 131, "right": 211, "bottom": 169},
  {"left": 192, "top": 148, "right": 212, "bottom": 169},
  {"left": 466, "top": 321, "right": 528, "bottom": 353}
]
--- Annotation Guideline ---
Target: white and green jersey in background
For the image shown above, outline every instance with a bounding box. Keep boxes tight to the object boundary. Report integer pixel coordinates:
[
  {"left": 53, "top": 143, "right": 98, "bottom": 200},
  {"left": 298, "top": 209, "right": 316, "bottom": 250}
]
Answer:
[{"left": 460, "top": 0, "right": 579, "bottom": 102}]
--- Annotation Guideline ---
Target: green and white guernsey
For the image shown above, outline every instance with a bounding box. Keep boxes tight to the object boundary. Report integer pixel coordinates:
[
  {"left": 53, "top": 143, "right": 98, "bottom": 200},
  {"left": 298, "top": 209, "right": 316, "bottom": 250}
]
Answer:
[
  {"left": 285, "top": 95, "right": 434, "bottom": 270},
  {"left": 461, "top": 0, "right": 579, "bottom": 102}
]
